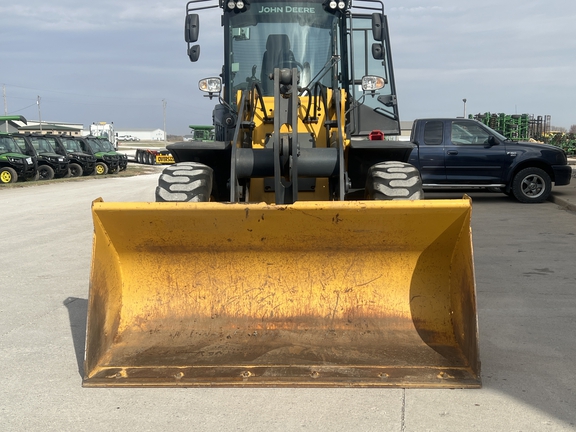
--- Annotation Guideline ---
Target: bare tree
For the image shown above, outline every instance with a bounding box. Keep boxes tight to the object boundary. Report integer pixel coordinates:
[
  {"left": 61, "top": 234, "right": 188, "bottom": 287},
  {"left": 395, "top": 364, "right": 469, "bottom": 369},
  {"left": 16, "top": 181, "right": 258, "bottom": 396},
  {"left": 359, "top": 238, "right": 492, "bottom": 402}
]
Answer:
[{"left": 569, "top": 124, "right": 576, "bottom": 134}]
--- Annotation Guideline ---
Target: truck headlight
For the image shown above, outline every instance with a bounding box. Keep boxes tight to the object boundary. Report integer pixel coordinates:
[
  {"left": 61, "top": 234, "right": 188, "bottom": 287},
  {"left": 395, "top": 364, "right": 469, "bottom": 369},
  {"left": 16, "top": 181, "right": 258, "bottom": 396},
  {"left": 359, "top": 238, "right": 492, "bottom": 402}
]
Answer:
[
  {"left": 198, "top": 77, "right": 222, "bottom": 94},
  {"left": 361, "top": 75, "right": 386, "bottom": 92}
]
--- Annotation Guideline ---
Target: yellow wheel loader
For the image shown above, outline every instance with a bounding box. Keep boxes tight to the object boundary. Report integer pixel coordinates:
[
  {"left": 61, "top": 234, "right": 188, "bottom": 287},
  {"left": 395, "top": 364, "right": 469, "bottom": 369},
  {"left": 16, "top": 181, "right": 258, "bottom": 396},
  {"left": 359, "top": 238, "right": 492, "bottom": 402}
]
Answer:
[{"left": 85, "top": 0, "right": 480, "bottom": 388}]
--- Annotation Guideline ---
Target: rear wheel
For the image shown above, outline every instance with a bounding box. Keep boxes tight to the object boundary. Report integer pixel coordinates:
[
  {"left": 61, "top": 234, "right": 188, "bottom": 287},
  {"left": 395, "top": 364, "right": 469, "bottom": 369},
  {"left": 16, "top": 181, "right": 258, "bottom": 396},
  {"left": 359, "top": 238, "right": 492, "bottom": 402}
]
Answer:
[
  {"left": 94, "top": 162, "right": 108, "bottom": 176},
  {"left": 0, "top": 167, "right": 18, "bottom": 184},
  {"left": 37, "top": 165, "right": 55, "bottom": 181},
  {"left": 365, "top": 162, "right": 424, "bottom": 200},
  {"left": 69, "top": 163, "right": 83, "bottom": 177},
  {"left": 512, "top": 167, "right": 551, "bottom": 203},
  {"left": 155, "top": 162, "right": 213, "bottom": 202}
]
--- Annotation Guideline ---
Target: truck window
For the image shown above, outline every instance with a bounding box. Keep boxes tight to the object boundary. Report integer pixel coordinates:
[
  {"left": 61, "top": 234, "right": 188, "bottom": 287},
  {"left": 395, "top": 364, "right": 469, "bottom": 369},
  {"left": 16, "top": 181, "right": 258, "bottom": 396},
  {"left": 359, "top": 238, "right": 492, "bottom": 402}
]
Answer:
[
  {"left": 451, "top": 121, "right": 491, "bottom": 145},
  {"left": 424, "top": 121, "right": 443, "bottom": 145}
]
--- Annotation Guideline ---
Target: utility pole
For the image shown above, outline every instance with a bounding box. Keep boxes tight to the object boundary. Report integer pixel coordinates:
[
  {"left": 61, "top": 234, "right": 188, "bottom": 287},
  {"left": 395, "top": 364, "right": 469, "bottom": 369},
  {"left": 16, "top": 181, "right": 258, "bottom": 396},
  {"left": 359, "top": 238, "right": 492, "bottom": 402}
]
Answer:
[
  {"left": 3, "top": 84, "right": 7, "bottom": 115},
  {"left": 462, "top": 98, "right": 467, "bottom": 118},
  {"left": 162, "top": 99, "right": 167, "bottom": 142},
  {"left": 37, "top": 96, "right": 42, "bottom": 132},
  {"left": 3, "top": 84, "right": 7, "bottom": 132}
]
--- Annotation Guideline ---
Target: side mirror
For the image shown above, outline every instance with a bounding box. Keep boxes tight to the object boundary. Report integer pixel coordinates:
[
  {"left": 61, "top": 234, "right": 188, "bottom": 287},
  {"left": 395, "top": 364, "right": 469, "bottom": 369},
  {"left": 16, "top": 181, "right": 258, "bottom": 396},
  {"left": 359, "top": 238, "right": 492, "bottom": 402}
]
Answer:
[
  {"left": 185, "top": 14, "right": 199, "bottom": 43},
  {"left": 485, "top": 136, "right": 498, "bottom": 147},
  {"left": 371, "top": 13, "right": 383, "bottom": 41},
  {"left": 188, "top": 45, "right": 200, "bottom": 62},
  {"left": 371, "top": 43, "right": 384, "bottom": 60}
]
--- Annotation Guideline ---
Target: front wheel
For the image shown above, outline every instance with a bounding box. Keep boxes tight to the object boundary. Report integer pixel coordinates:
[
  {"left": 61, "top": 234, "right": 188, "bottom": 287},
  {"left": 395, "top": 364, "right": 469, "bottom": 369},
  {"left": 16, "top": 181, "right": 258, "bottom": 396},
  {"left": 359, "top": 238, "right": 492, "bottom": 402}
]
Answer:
[
  {"left": 68, "top": 163, "right": 83, "bottom": 177},
  {"left": 37, "top": 165, "right": 55, "bottom": 181},
  {"left": 94, "top": 162, "right": 108, "bottom": 176},
  {"left": 155, "top": 162, "right": 213, "bottom": 202},
  {"left": 365, "top": 162, "right": 424, "bottom": 200},
  {"left": 512, "top": 167, "right": 551, "bottom": 203},
  {"left": 0, "top": 167, "right": 18, "bottom": 184}
]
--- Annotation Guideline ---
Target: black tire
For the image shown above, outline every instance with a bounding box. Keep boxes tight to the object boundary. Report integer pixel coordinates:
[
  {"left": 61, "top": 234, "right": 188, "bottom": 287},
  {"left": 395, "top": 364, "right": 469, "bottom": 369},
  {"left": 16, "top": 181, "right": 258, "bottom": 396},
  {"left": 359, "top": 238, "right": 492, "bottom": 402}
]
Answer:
[
  {"left": 511, "top": 167, "right": 551, "bottom": 203},
  {"left": 365, "top": 161, "right": 424, "bottom": 200},
  {"left": 68, "top": 163, "right": 83, "bottom": 177},
  {"left": 0, "top": 167, "right": 18, "bottom": 184},
  {"left": 155, "top": 162, "right": 213, "bottom": 202},
  {"left": 62, "top": 168, "right": 72, "bottom": 179},
  {"left": 109, "top": 167, "right": 119, "bottom": 174},
  {"left": 94, "top": 162, "right": 108, "bottom": 176},
  {"left": 37, "top": 165, "right": 55, "bottom": 181}
]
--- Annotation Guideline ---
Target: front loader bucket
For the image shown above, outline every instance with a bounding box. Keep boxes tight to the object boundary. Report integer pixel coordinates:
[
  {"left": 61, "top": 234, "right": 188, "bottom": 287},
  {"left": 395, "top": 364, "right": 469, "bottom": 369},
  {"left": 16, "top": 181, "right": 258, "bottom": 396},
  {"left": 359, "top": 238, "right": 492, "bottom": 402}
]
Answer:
[{"left": 84, "top": 198, "right": 480, "bottom": 388}]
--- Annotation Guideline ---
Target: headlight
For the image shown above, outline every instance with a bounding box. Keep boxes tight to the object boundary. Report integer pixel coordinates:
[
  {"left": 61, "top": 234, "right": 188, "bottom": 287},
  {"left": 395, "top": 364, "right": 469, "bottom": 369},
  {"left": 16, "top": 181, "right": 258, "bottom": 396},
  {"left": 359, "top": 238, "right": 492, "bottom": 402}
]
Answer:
[
  {"left": 198, "top": 77, "right": 222, "bottom": 93},
  {"left": 361, "top": 75, "right": 386, "bottom": 91},
  {"left": 7, "top": 157, "right": 24, "bottom": 164}
]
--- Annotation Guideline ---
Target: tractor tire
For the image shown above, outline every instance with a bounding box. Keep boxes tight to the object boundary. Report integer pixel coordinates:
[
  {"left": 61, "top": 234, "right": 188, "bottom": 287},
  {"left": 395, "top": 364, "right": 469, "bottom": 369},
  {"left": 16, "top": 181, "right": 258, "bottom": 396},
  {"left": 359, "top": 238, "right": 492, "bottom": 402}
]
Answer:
[
  {"left": 511, "top": 167, "right": 551, "bottom": 203},
  {"left": 37, "top": 165, "right": 55, "bottom": 181},
  {"left": 68, "top": 163, "right": 83, "bottom": 177},
  {"left": 94, "top": 162, "right": 108, "bottom": 176},
  {"left": 155, "top": 162, "right": 213, "bottom": 202},
  {"left": 0, "top": 167, "right": 18, "bottom": 184},
  {"left": 365, "top": 161, "right": 424, "bottom": 200}
]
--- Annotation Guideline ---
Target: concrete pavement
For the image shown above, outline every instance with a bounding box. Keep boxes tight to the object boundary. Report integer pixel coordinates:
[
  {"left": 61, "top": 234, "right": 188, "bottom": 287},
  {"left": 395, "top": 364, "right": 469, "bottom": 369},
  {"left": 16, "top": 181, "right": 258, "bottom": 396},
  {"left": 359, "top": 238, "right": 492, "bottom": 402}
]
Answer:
[
  {"left": 548, "top": 159, "right": 576, "bottom": 211},
  {"left": 1, "top": 171, "right": 575, "bottom": 431}
]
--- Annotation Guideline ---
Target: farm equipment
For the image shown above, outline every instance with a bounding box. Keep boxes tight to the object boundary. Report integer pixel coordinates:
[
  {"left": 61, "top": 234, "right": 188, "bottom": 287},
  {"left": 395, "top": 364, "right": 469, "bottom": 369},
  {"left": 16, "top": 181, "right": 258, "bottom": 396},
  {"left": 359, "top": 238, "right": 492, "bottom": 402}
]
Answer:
[
  {"left": 67, "top": 136, "right": 127, "bottom": 175},
  {"left": 12, "top": 133, "right": 69, "bottom": 180},
  {"left": 0, "top": 134, "right": 37, "bottom": 183},
  {"left": 134, "top": 148, "right": 175, "bottom": 165},
  {"left": 52, "top": 135, "right": 97, "bottom": 177},
  {"left": 85, "top": 0, "right": 480, "bottom": 388}
]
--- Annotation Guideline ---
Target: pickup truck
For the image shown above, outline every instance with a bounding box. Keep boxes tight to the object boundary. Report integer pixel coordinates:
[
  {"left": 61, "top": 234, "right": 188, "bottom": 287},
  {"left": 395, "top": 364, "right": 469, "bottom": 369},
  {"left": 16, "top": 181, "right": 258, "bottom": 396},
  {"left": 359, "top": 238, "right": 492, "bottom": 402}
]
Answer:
[{"left": 408, "top": 118, "right": 572, "bottom": 203}]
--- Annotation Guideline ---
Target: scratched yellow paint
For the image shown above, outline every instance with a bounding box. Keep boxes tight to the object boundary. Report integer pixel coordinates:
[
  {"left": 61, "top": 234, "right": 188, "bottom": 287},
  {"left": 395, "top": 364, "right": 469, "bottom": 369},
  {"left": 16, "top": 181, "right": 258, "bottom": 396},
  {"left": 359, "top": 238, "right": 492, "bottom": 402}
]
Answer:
[{"left": 84, "top": 198, "right": 479, "bottom": 388}]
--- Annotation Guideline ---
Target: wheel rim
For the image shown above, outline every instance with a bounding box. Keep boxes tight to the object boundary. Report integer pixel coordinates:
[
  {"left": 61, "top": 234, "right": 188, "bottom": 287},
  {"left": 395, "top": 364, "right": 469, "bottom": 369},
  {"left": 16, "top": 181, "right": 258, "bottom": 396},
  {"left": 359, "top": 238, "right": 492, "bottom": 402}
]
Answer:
[
  {"left": 521, "top": 174, "right": 545, "bottom": 198},
  {"left": 1, "top": 171, "right": 12, "bottom": 183},
  {"left": 96, "top": 165, "right": 105, "bottom": 175},
  {"left": 39, "top": 168, "right": 48, "bottom": 179}
]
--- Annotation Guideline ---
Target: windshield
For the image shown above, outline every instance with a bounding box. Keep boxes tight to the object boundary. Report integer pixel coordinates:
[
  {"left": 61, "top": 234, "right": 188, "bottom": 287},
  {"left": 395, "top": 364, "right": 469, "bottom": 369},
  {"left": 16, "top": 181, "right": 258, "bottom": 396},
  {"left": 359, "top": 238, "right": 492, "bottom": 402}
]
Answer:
[
  {"left": 29, "top": 136, "right": 59, "bottom": 154},
  {"left": 0, "top": 136, "right": 23, "bottom": 155},
  {"left": 227, "top": 2, "right": 339, "bottom": 96},
  {"left": 87, "top": 138, "right": 115, "bottom": 152},
  {"left": 60, "top": 137, "right": 83, "bottom": 153}
]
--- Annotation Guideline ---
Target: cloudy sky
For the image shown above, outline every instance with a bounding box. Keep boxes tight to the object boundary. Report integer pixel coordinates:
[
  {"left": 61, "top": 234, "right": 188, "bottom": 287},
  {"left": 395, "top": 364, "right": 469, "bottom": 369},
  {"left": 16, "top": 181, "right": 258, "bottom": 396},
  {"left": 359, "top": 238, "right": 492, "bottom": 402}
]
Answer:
[{"left": 1, "top": 0, "right": 575, "bottom": 135}]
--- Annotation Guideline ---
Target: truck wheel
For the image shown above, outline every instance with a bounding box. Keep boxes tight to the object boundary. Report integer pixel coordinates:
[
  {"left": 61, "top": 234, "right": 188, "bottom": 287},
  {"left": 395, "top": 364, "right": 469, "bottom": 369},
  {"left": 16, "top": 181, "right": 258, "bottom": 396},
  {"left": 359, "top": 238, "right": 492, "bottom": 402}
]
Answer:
[
  {"left": 365, "top": 162, "right": 424, "bottom": 200},
  {"left": 512, "top": 167, "right": 551, "bottom": 203},
  {"left": 155, "top": 162, "right": 213, "bottom": 202},
  {"left": 37, "top": 165, "right": 55, "bottom": 181},
  {"left": 62, "top": 168, "right": 72, "bottom": 178},
  {"left": 0, "top": 167, "right": 18, "bottom": 184},
  {"left": 68, "top": 163, "right": 83, "bottom": 177},
  {"left": 94, "top": 162, "right": 108, "bottom": 175}
]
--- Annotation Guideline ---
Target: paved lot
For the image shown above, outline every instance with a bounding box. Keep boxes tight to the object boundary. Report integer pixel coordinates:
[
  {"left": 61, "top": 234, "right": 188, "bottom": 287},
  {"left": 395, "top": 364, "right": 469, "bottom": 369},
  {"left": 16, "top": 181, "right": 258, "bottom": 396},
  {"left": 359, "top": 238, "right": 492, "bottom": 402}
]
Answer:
[{"left": 1, "top": 173, "right": 575, "bottom": 431}]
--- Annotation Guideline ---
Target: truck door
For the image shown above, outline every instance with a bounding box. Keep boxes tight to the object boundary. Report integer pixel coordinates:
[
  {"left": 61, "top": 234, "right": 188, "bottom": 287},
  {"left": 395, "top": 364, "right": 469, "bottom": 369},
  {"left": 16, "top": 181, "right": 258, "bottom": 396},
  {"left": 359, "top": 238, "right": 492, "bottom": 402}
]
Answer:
[
  {"left": 410, "top": 120, "right": 446, "bottom": 184},
  {"left": 445, "top": 120, "right": 506, "bottom": 184}
]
